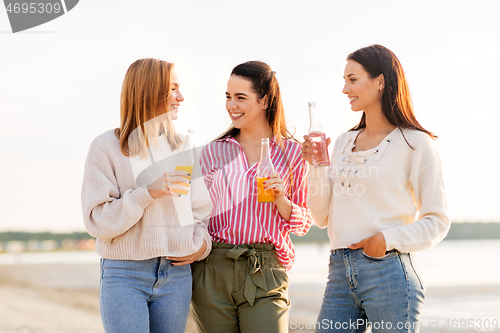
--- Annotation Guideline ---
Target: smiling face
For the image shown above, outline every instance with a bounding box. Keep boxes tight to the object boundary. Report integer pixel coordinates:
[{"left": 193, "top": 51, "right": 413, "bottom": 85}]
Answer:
[
  {"left": 342, "top": 59, "right": 384, "bottom": 112},
  {"left": 167, "top": 68, "right": 184, "bottom": 120},
  {"left": 225, "top": 75, "right": 268, "bottom": 132}
]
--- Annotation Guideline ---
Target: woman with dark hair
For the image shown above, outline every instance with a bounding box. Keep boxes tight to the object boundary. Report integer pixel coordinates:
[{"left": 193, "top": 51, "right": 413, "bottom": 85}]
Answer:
[
  {"left": 82, "top": 58, "right": 212, "bottom": 333},
  {"left": 302, "top": 45, "right": 450, "bottom": 332},
  {"left": 193, "top": 61, "right": 314, "bottom": 332}
]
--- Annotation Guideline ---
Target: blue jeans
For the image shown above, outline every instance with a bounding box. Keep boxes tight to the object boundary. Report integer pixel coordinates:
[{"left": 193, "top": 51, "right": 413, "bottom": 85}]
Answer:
[
  {"left": 99, "top": 257, "right": 192, "bottom": 333},
  {"left": 315, "top": 249, "right": 425, "bottom": 333}
]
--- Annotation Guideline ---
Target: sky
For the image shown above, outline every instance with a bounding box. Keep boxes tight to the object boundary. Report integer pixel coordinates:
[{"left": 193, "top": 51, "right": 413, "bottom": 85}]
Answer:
[{"left": 0, "top": 0, "right": 499, "bottom": 232}]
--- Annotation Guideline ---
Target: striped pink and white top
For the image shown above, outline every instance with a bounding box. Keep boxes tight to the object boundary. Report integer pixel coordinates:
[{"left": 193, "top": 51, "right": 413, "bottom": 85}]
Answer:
[{"left": 200, "top": 136, "right": 313, "bottom": 270}]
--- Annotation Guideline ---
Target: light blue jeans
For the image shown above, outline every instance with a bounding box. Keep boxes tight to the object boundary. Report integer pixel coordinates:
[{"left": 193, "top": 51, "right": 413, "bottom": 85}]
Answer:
[
  {"left": 99, "top": 257, "right": 192, "bottom": 333},
  {"left": 315, "top": 249, "right": 426, "bottom": 333}
]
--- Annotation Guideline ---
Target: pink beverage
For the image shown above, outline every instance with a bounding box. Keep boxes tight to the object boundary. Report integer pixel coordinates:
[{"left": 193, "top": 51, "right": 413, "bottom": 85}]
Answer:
[
  {"left": 308, "top": 102, "right": 330, "bottom": 167},
  {"left": 309, "top": 131, "right": 330, "bottom": 167}
]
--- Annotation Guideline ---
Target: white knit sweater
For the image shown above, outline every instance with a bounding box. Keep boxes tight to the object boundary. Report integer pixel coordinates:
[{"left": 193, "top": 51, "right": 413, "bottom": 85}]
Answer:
[
  {"left": 81, "top": 130, "right": 212, "bottom": 260},
  {"left": 307, "top": 128, "right": 450, "bottom": 252}
]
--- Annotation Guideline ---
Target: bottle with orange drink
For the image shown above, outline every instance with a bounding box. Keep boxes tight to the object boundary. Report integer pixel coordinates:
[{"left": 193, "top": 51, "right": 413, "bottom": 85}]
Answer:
[
  {"left": 172, "top": 128, "right": 195, "bottom": 196},
  {"left": 256, "top": 138, "right": 275, "bottom": 203}
]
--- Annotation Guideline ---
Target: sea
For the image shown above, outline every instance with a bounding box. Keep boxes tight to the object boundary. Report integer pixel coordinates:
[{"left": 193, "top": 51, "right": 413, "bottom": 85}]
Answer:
[{"left": 1, "top": 239, "right": 499, "bottom": 332}]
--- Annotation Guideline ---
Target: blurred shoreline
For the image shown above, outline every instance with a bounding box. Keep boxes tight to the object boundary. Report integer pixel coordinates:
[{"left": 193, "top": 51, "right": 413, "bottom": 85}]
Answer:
[{"left": 2, "top": 222, "right": 500, "bottom": 253}]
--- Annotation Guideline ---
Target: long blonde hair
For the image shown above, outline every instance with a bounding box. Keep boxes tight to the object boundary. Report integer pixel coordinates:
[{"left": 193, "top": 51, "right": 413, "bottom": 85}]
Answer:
[{"left": 115, "top": 58, "right": 182, "bottom": 158}]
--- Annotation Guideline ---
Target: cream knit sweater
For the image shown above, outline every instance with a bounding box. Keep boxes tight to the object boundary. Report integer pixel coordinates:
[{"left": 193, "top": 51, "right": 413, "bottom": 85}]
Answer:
[
  {"left": 82, "top": 130, "right": 212, "bottom": 260},
  {"left": 307, "top": 128, "right": 450, "bottom": 252}
]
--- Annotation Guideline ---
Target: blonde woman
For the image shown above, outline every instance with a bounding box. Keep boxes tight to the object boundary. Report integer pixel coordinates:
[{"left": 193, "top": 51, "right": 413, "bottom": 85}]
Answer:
[{"left": 82, "top": 58, "right": 212, "bottom": 333}]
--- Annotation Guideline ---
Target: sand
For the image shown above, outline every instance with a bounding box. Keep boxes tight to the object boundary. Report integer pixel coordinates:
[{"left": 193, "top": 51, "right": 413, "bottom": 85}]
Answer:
[
  {"left": 0, "top": 263, "right": 101, "bottom": 333},
  {"left": 1, "top": 263, "right": 499, "bottom": 333}
]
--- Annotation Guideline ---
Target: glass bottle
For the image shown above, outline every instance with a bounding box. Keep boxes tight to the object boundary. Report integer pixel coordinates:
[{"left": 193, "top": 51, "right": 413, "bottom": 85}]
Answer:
[
  {"left": 255, "top": 138, "right": 275, "bottom": 203},
  {"left": 308, "top": 102, "right": 330, "bottom": 167},
  {"left": 172, "top": 128, "right": 195, "bottom": 195}
]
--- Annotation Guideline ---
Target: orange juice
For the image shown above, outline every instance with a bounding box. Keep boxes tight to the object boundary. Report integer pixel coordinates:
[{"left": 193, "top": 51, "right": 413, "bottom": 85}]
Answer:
[
  {"left": 172, "top": 165, "right": 193, "bottom": 195},
  {"left": 256, "top": 177, "right": 274, "bottom": 203}
]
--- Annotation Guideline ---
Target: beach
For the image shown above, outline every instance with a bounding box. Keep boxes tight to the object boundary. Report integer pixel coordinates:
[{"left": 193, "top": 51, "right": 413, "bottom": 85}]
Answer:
[
  {"left": 0, "top": 263, "right": 102, "bottom": 333},
  {"left": 1, "top": 241, "right": 499, "bottom": 333}
]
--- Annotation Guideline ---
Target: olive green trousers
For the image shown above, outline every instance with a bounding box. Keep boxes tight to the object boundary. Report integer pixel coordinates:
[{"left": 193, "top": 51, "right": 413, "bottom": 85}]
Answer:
[{"left": 191, "top": 242, "right": 290, "bottom": 333}]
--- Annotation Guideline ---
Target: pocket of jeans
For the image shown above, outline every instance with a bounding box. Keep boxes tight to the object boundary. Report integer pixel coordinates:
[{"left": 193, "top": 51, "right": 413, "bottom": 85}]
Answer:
[
  {"left": 100, "top": 258, "right": 104, "bottom": 278},
  {"left": 328, "top": 251, "right": 336, "bottom": 266},
  {"left": 360, "top": 249, "right": 398, "bottom": 261},
  {"left": 409, "top": 254, "right": 426, "bottom": 293},
  {"left": 99, "top": 258, "right": 105, "bottom": 292}
]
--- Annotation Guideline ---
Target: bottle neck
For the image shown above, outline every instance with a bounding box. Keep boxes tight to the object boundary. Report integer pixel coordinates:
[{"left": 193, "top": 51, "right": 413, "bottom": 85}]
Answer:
[
  {"left": 260, "top": 140, "right": 271, "bottom": 160},
  {"left": 257, "top": 139, "right": 274, "bottom": 176},
  {"left": 309, "top": 104, "right": 324, "bottom": 133},
  {"left": 185, "top": 130, "right": 195, "bottom": 148},
  {"left": 176, "top": 130, "right": 195, "bottom": 165}
]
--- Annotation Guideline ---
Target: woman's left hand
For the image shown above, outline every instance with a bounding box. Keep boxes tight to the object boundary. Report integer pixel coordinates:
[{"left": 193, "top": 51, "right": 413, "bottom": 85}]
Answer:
[
  {"left": 167, "top": 240, "right": 207, "bottom": 266},
  {"left": 263, "top": 172, "right": 286, "bottom": 201},
  {"left": 347, "top": 232, "right": 387, "bottom": 257}
]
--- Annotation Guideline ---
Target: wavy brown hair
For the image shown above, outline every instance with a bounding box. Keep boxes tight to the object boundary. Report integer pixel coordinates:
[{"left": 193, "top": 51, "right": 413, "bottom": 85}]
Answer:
[
  {"left": 215, "top": 61, "right": 296, "bottom": 143},
  {"left": 115, "top": 58, "right": 182, "bottom": 158},
  {"left": 348, "top": 45, "right": 436, "bottom": 146}
]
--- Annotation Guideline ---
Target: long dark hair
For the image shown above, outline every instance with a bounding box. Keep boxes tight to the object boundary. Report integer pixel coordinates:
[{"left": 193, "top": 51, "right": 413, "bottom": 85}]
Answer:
[
  {"left": 348, "top": 45, "right": 436, "bottom": 145},
  {"left": 215, "top": 61, "right": 296, "bottom": 143}
]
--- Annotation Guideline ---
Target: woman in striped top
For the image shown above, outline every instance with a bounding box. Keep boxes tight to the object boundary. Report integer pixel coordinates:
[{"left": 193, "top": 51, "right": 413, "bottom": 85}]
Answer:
[{"left": 192, "top": 61, "right": 313, "bottom": 333}]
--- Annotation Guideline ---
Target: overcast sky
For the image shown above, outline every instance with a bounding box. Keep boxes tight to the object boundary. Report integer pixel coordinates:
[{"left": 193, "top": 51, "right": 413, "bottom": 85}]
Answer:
[{"left": 1, "top": 0, "right": 499, "bottom": 232}]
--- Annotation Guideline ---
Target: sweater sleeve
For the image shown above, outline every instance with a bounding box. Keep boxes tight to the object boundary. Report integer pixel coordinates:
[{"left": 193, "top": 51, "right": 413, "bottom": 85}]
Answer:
[
  {"left": 81, "top": 139, "right": 155, "bottom": 240},
  {"left": 306, "top": 136, "right": 341, "bottom": 228},
  {"left": 190, "top": 154, "right": 213, "bottom": 261},
  {"left": 381, "top": 138, "right": 451, "bottom": 252},
  {"left": 287, "top": 157, "right": 313, "bottom": 236}
]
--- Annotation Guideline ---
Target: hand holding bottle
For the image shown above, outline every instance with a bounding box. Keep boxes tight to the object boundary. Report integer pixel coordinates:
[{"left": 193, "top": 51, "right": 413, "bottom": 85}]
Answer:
[
  {"left": 256, "top": 138, "right": 275, "bottom": 203},
  {"left": 307, "top": 102, "right": 331, "bottom": 167},
  {"left": 173, "top": 128, "right": 196, "bottom": 196},
  {"left": 301, "top": 134, "right": 332, "bottom": 166},
  {"left": 147, "top": 170, "right": 191, "bottom": 199},
  {"left": 262, "top": 172, "right": 286, "bottom": 201}
]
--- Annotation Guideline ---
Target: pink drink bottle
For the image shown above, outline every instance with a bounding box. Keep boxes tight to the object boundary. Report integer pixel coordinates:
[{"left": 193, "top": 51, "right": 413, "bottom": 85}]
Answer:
[{"left": 308, "top": 102, "right": 330, "bottom": 167}]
